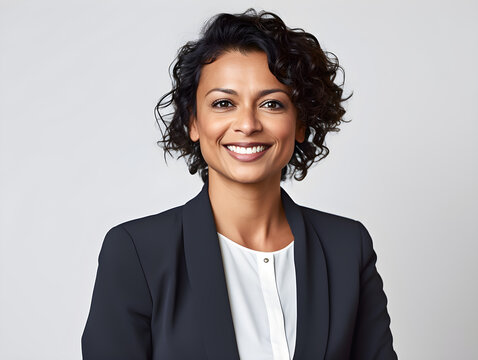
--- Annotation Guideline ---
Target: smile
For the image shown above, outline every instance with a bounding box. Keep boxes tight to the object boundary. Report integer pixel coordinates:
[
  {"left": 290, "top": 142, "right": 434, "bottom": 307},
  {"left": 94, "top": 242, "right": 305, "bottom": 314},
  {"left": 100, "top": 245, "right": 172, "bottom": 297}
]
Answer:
[
  {"left": 223, "top": 144, "right": 271, "bottom": 162},
  {"left": 226, "top": 145, "right": 267, "bottom": 154}
]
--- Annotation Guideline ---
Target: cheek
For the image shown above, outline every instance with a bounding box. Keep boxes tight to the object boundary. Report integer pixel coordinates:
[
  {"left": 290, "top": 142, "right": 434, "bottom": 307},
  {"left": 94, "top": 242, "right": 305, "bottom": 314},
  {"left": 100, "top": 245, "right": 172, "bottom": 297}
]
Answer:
[
  {"left": 198, "top": 120, "right": 227, "bottom": 146},
  {"left": 269, "top": 117, "right": 298, "bottom": 164},
  {"left": 270, "top": 117, "right": 297, "bottom": 145},
  {"left": 195, "top": 115, "right": 227, "bottom": 163}
]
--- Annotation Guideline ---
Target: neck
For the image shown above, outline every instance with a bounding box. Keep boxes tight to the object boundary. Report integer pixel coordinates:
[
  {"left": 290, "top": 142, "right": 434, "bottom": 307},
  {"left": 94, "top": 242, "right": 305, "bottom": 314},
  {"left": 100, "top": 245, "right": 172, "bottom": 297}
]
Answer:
[{"left": 207, "top": 169, "right": 292, "bottom": 252}]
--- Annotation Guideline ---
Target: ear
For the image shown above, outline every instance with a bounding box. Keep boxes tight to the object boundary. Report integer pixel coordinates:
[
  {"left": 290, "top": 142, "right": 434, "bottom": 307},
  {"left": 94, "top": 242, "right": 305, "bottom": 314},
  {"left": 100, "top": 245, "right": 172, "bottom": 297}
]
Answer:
[
  {"left": 189, "top": 114, "right": 199, "bottom": 142},
  {"left": 295, "top": 120, "right": 306, "bottom": 143}
]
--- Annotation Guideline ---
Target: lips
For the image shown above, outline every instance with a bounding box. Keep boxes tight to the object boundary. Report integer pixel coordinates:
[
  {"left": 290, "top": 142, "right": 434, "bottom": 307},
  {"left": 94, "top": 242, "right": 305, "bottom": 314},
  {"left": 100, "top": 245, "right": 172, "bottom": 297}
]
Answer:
[
  {"left": 223, "top": 142, "right": 272, "bottom": 147},
  {"left": 223, "top": 143, "right": 271, "bottom": 162}
]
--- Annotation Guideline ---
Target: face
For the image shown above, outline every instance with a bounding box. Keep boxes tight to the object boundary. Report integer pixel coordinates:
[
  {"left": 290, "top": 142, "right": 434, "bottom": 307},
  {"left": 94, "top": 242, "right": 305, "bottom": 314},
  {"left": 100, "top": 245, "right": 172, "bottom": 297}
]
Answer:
[{"left": 189, "top": 50, "right": 306, "bottom": 185}]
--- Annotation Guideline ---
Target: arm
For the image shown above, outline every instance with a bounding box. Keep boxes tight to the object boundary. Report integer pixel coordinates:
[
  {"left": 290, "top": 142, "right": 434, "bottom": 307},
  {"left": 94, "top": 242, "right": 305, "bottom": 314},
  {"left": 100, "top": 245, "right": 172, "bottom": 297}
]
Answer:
[
  {"left": 81, "top": 225, "right": 153, "bottom": 360},
  {"left": 350, "top": 221, "right": 398, "bottom": 360}
]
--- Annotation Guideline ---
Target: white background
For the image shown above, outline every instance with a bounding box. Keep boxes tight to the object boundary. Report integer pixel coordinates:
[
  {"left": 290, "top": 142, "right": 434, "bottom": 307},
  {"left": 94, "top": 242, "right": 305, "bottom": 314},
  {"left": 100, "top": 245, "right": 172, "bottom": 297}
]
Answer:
[{"left": 1, "top": 0, "right": 477, "bottom": 359}]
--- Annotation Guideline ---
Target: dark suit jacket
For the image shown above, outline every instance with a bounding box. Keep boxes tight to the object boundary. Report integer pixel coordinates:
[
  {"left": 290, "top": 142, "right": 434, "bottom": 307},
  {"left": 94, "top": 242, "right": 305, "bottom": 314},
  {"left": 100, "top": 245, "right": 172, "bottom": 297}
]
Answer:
[{"left": 81, "top": 178, "right": 398, "bottom": 359}]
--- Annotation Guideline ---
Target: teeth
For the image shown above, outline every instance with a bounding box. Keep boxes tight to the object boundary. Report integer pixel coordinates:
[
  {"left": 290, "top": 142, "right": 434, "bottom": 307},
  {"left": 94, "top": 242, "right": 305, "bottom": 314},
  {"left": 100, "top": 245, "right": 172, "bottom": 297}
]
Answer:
[{"left": 226, "top": 145, "right": 267, "bottom": 154}]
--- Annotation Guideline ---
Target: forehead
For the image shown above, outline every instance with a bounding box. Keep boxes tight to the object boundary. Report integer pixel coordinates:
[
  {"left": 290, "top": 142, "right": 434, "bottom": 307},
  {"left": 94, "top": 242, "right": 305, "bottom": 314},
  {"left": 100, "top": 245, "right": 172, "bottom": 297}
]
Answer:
[{"left": 196, "top": 50, "right": 289, "bottom": 95}]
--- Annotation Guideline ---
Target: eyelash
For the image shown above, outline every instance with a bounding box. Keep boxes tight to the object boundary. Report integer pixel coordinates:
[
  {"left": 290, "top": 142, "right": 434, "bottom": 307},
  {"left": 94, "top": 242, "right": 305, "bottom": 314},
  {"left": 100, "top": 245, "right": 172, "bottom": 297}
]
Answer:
[{"left": 211, "top": 99, "right": 284, "bottom": 110}]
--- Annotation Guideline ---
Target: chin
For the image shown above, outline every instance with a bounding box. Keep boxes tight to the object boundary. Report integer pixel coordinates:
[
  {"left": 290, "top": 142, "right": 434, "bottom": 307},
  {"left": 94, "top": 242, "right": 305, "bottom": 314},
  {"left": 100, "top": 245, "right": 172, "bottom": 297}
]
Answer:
[{"left": 228, "top": 171, "right": 279, "bottom": 185}]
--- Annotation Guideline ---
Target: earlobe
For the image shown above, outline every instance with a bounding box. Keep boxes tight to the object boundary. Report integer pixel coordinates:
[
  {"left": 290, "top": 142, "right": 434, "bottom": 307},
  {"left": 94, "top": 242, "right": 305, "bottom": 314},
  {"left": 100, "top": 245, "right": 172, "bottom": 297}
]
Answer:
[
  {"left": 189, "top": 115, "right": 199, "bottom": 142},
  {"left": 295, "top": 122, "right": 306, "bottom": 143}
]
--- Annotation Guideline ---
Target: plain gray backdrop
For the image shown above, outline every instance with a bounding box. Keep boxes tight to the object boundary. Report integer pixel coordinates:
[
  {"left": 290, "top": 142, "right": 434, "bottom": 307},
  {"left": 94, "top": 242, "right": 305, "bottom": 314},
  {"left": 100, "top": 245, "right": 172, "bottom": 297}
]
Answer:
[{"left": 1, "top": 0, "right": 477, "bottom": 359}]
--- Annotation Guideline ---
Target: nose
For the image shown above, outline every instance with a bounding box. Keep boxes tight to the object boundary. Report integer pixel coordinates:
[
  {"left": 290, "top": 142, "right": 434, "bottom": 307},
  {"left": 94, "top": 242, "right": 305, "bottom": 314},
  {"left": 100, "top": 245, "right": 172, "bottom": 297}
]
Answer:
[{"left": 233, "top": 105, "right": 263, "bottom": 136}]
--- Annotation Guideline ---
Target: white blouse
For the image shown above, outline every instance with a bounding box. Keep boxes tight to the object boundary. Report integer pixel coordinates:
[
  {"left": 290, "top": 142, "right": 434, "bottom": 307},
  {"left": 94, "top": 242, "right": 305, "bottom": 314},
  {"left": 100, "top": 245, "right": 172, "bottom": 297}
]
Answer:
[{"left": 217, "top": 232, "right": 297, "bottom": 360}]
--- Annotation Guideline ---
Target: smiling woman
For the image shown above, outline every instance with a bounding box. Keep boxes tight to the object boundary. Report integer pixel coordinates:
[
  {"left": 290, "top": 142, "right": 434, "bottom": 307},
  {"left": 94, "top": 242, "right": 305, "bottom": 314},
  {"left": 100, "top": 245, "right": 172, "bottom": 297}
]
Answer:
[
  {"left": 82, "top": 8, "right": 398, "bottom": 360},
  {"left": 155, "top": 9, "right": 351, "bottom": 184},
  {"left": 189, "top": 50, "right": 305, "bottom": 184}
]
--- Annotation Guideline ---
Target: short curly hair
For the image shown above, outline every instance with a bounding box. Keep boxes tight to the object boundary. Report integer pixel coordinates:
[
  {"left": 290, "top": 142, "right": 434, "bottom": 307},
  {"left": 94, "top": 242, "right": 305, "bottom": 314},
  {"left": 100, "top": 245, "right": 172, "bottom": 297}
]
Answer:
[{"left": 155, "top": 8, "right": 352, "bottom": 183}]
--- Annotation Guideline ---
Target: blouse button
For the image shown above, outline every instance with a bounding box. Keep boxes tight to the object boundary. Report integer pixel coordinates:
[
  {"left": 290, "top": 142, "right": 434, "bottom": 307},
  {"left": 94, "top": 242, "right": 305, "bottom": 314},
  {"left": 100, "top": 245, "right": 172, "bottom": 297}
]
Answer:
[{"left": 264, "top": 257, "right": 269, "bottom": 263}]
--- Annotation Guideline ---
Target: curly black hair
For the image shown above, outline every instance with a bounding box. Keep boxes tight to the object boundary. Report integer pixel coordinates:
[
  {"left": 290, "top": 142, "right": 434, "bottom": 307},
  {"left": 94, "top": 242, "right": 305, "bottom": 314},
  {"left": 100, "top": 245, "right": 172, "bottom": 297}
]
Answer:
[{"left": 155, "top": 8, "right": 352, "bottom": 183}]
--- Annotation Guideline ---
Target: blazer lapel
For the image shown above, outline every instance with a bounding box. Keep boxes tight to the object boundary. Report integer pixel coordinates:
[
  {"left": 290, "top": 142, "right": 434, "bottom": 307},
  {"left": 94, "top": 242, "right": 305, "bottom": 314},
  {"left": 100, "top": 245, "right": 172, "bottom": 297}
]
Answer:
[
  {"left": 281, "top": 188, "right": 330, "bottom": 360},
  {"left": 182, "top": 179, "right": 330, "bottom": 360},
  {"left": 182, "top": 179, "right": 241, "bottom": 359}
]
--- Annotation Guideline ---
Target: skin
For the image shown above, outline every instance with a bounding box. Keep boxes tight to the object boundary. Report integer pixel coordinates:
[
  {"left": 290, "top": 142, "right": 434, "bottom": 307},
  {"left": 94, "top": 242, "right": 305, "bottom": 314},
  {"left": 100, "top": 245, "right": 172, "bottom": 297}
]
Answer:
[{"left": 189, "top": 50, "right": 306, "bottom": 252}]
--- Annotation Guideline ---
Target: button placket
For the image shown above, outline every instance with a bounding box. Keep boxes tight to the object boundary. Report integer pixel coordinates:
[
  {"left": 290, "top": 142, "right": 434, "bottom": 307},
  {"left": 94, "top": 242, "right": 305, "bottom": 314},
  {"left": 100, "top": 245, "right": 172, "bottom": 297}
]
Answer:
[{"left": 256, "top": 253, "right": 290, "bottom": 360}]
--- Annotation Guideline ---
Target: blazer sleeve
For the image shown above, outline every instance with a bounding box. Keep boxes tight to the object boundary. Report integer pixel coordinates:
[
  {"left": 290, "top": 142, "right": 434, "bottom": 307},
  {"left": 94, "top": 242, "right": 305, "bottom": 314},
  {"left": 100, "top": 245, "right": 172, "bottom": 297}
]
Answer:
[
  {"left": 81, "top": 225, "right": 153, "bottom": 360},
  {"left": 350, "top": 221, "right": 398, "bottom": 360}
]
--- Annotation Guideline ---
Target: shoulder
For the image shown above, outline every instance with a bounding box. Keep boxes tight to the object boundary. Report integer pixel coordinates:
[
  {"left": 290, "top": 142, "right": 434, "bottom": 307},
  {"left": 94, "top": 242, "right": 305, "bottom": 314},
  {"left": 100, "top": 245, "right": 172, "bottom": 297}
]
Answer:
[
  {"left": 299, "top": 204, "right": 376, "bottom": 267},
  {"left": 300, "top": 205, "right": 370, "bottom": 255},
  {"left": 299, "top": 204, "right": 362, "bottom": 234},
  {"left": 102, "top": 204, "right": 184, "bottom": 256},
  {"left": 115, "top": 204, "right": 183, "bottom": 235}
]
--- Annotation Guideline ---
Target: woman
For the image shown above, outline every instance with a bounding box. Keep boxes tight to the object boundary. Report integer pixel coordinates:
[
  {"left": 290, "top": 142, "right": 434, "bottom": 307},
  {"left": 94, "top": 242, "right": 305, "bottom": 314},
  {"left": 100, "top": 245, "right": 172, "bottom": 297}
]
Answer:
[{"left": 81, "top": 8, "right": 398, "bottom": 360}]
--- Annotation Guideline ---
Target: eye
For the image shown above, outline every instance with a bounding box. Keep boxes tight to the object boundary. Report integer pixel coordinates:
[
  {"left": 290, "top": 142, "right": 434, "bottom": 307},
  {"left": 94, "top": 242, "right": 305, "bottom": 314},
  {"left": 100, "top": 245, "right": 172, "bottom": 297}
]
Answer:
[
  {"left": 212, "top": 99, "right": 234, "bottom": 108},
  {"left": 261, "top": 100, "right": 284, "bottom": 110}
]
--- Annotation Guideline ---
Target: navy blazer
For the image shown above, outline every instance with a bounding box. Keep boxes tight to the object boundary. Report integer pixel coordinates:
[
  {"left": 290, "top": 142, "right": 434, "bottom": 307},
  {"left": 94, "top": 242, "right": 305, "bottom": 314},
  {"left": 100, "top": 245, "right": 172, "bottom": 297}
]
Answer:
[{"left": 81, "top": 179, "right": 398, "bottom": 359}]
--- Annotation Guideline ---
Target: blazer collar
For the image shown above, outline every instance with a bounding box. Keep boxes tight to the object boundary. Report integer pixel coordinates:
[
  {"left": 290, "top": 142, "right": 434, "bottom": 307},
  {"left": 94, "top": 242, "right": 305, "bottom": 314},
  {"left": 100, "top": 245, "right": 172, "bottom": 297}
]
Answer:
[{"left": 182, "top": 179, "right": 329, "bottom": 359}]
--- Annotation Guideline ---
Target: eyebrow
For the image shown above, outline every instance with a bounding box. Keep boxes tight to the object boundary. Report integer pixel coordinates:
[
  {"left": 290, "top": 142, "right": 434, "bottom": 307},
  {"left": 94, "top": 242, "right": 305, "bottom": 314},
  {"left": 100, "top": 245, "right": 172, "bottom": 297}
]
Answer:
[{"left": 205, "top": 88, "right": 290, "bottom": 98}]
